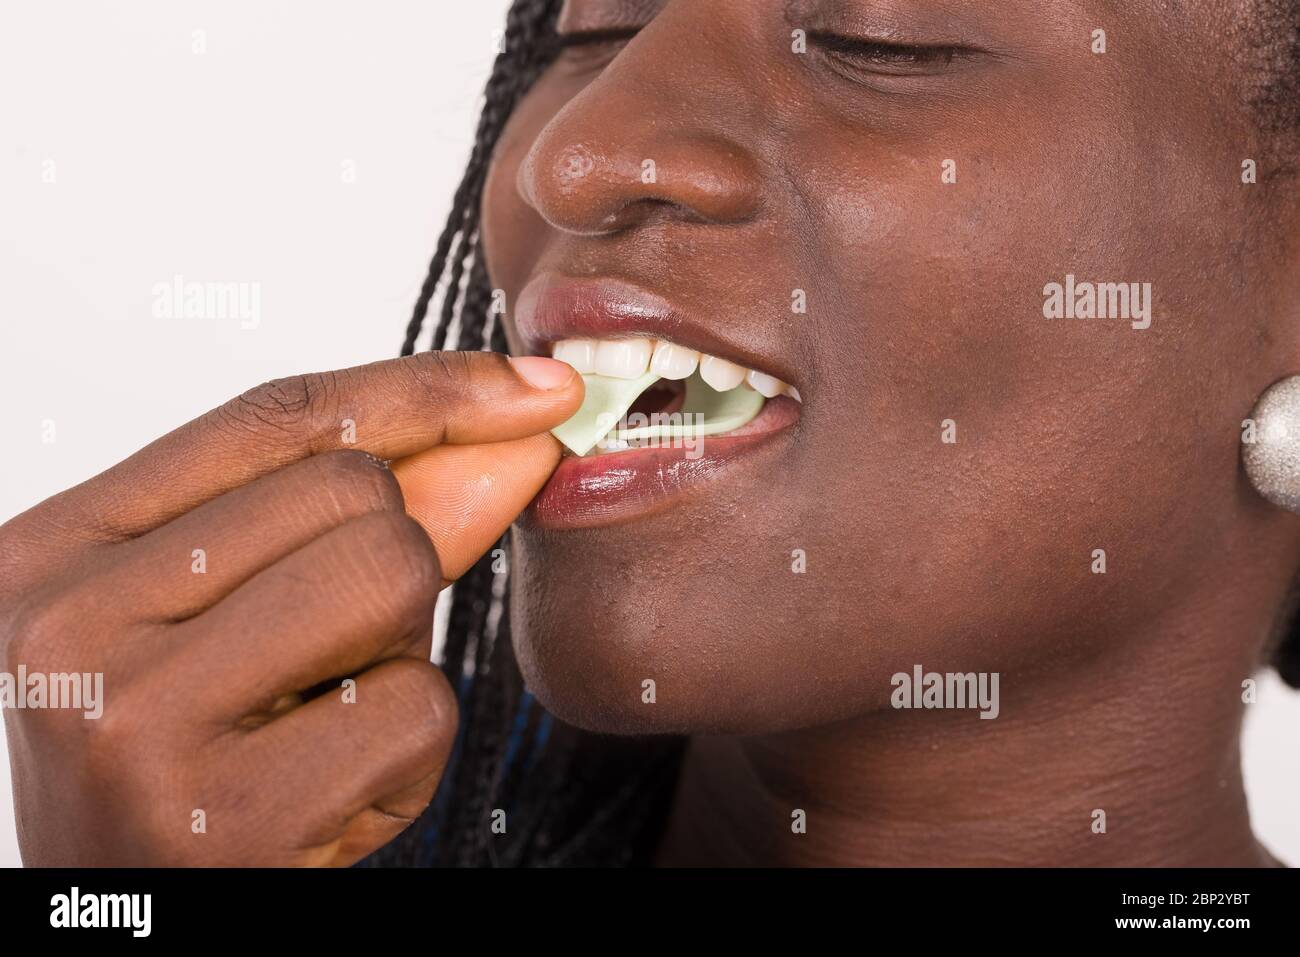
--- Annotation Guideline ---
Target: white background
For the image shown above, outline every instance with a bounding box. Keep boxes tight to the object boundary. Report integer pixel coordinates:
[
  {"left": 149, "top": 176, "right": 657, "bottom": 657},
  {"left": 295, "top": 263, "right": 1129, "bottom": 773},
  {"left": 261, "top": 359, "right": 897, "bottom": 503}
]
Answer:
[{"left": 1, "top": 1, "right": 1296, "bottom": 867}]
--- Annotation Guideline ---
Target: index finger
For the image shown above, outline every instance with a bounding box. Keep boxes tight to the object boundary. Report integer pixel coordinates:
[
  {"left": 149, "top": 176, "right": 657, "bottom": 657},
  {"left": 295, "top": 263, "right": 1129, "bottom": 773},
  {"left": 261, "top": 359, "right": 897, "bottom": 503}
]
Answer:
[{"left": 38, "top": 352, "right": 581, "bottom": 544}]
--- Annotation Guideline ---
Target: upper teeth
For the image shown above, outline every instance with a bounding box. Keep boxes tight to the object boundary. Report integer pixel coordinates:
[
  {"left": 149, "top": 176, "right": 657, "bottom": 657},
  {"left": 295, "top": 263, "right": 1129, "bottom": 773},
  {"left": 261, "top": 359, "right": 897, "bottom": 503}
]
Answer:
[
  {"left": 651, "top": 341, "right": 698, "bottom": 380},
  {"left": 551, "top": 338, "right": 800, "bottom": 400}
]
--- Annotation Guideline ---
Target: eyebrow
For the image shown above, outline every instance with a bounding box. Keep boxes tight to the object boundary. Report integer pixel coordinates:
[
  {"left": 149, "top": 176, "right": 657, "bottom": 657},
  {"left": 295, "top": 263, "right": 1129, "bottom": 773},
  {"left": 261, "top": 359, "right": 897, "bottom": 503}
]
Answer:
[{"left": 559, "top": 0, "right": 667, "bottom": 32}]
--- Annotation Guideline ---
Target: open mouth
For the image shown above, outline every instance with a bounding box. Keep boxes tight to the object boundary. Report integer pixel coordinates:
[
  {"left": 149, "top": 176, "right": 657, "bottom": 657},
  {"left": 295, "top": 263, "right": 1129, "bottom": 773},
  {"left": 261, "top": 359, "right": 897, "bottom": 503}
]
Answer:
[
  {"left": 513, "top": 275, "right": 803, "bottom": 528},
  {"left": 548, "top": 337, "right": 802, "bottom": 457}
]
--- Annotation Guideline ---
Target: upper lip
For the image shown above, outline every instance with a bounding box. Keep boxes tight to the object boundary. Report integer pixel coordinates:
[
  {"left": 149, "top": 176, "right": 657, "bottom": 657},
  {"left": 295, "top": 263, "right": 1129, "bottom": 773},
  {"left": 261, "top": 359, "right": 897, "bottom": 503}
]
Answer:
[{"left": 513, "top": 273, "right": 800, "bottom": 389}]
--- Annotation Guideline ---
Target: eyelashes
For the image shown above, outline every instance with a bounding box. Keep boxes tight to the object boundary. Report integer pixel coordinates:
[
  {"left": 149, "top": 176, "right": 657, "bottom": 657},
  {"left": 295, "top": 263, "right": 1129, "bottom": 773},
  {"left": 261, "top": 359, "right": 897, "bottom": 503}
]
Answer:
[
  {"left": 805, "top": 31, "right": 973, "bottom": 72},
  {"left": 555, "top": 28, "right": 639, "bottom": 48},
  {"left": 552, "top": 27, "right": 638, "bottom": 69},
  {"left": 553, "top": 27, "right": 980, "bottom": 78}
]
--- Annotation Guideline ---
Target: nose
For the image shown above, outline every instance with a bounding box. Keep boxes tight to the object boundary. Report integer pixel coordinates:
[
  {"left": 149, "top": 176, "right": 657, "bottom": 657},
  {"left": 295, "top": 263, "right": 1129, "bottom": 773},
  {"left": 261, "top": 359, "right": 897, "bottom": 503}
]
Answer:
[{"left": 517, "top": 26, "right": 763, "bottom": 236}]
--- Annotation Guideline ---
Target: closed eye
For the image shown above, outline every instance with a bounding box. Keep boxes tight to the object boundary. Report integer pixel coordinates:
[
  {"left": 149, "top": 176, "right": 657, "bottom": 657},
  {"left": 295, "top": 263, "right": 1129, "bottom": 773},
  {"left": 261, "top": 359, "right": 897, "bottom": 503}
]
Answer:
[
  {"left": 556, "top": 27, "right": 640, "bottom": 48},
  {"left": 808, "top": 31, "right": 981, "bottom": 76},
  {"left": 554, "top": 26, "right": 640, "bottom": 65}
]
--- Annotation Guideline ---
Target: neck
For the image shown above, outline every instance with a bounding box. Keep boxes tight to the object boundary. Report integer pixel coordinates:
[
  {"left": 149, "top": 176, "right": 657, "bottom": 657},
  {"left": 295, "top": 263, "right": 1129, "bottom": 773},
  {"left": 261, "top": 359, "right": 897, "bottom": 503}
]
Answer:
[{"left": 657, "top": 607, "right": 1280, "bottom": 867}]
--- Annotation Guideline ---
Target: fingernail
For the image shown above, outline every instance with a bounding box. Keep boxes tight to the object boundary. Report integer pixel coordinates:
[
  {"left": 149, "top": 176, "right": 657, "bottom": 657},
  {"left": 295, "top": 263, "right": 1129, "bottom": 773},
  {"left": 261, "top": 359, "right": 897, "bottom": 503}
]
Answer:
[{"left": 510, "top": 355, "right": 575, "bottom": 390}]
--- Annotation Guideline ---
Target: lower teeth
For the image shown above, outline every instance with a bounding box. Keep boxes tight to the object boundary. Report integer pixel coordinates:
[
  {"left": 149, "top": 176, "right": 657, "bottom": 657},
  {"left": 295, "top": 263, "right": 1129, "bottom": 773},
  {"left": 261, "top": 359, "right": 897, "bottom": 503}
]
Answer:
[
  {"left": 611, "top": 370, "right": 763, "bottom": 442},
  {"left": 551, "top": 369, "right": 766, "bottom": 456}
]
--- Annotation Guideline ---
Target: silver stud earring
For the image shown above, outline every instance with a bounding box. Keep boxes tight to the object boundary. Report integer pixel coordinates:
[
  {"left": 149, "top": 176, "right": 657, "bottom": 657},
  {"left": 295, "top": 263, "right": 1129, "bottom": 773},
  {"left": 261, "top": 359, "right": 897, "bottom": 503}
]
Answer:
[{"left": 1243, "top": 375, "right": 1300, "bottom": 513}]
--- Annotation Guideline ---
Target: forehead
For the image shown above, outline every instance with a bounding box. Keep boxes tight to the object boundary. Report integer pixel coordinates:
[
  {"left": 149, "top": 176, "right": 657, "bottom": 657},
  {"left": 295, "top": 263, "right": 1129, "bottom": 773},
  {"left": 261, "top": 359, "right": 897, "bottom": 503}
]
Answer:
[{"left": 557, "top": 0, "right": 1171, "bottom": 26}]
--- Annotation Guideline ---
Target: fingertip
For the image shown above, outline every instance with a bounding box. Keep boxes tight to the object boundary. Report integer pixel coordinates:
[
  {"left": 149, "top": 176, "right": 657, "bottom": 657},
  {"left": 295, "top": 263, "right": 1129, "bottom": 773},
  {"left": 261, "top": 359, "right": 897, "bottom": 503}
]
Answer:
[
  {"left": 509, "top": 355, "right": 577, "bottom": 391},
  {"left": 511, "top": 358, "right": 585, "bottom": 433}
]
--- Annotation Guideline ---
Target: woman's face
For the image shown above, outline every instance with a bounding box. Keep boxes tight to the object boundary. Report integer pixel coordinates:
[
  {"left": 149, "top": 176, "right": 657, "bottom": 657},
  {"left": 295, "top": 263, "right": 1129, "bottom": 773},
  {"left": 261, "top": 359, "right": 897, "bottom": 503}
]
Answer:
[{"left": 482, "top": 0, "right": 1299, "bottom": 734}]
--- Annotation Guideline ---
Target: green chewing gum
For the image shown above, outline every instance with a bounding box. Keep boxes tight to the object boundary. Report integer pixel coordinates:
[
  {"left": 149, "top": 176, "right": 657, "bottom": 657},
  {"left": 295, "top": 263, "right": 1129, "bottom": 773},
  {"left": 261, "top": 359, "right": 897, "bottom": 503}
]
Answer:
[{"left": 550, "top": 370, "right": 765, "bottom": 456}]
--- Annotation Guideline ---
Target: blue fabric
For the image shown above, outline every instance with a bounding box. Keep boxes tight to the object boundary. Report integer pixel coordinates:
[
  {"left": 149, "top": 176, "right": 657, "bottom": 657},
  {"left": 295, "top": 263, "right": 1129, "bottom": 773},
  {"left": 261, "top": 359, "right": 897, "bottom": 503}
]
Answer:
[{"left": 408, "top": 676, "right": 546, "bottom": 865}]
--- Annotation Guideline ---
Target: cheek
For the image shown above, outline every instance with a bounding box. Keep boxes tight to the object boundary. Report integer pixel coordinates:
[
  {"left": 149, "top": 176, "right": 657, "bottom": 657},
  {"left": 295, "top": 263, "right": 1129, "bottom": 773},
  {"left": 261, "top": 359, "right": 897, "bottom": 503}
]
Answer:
[{"left": 777, "top": 103, "right": 1256, "bottom": 663}]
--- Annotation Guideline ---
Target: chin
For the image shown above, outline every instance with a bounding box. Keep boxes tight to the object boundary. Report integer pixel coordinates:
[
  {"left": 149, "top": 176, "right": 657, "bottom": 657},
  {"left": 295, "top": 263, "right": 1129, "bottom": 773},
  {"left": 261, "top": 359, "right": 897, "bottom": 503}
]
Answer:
[
  {"left": 506, "top": 540, "right": 901, "bottom": 737},
  {"left": 507, "top": 584, "right": 737, "bottom": 736}
]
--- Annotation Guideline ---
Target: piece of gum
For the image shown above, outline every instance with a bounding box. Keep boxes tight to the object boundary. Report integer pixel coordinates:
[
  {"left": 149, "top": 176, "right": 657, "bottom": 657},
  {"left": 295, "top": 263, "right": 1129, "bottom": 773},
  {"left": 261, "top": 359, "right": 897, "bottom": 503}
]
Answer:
[
  {"left": 550, "top": 370, "right": 766, "bottom": 455},
  {"left": 551, "top": 370, "right": 660, "bottom": 456},
  {"left": 616, "top": 372, "right": 763, "bottom": 441}
]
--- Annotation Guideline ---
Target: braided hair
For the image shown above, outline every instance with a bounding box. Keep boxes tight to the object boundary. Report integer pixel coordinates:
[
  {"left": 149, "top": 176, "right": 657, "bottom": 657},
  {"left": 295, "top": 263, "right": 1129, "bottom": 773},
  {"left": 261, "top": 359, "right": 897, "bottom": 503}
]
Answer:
[{"left": 374, "top": 0, "right": 1300, "bottom": 867}]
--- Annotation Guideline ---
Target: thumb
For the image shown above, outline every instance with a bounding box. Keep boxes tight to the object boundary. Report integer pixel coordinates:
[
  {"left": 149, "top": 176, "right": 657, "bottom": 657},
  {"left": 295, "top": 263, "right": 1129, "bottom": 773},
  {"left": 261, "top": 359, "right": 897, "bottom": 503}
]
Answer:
[{"left": 390, "top": 433, "right": 561, "bottom": 586}]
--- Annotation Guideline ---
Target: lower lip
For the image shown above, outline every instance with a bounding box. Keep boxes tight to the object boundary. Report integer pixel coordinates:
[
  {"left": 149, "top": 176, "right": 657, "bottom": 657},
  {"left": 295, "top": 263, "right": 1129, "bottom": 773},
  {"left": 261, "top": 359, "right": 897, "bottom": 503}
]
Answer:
[{"left": 526, "top": 396, "right": 799, "bottom": 529}]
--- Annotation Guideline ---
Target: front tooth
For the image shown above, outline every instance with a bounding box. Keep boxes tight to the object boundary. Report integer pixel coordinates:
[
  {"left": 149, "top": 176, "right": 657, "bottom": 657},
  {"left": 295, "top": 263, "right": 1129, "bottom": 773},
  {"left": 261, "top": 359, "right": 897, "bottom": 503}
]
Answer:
[
  {"left": 552, "top": 338, "right": 598, "bottom": 374},
  {"left": 650, "top": 341, "right": 700, "bottom": 380},
  {"left": 594, "top": 339, "right": 653, "bottom": 379},
  {"left": 746, "top": 369, "right": 784, "bottom": 398},
  {"left": 699, "top": 354, "right": 747, "bottom": 391},
  {"left": 785, "top": 385, "right": 802, "bottom": 403}
]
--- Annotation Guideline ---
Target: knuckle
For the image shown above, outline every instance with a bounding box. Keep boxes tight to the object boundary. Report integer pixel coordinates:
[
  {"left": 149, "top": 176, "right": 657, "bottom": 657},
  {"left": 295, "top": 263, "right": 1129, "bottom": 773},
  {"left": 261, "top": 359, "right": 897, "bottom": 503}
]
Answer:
[
  {"left": 72, "top": 698, "right": 181, "bottom": 851},
  {"left": 423, "top": 350, "right": 478, "bottom": 403},
  {"left": 4, "top": 588, "right": 77, "bottom": 671},
  {"left": 311, "top": 449, "right": 404, "bottom": 514},
  {"left": 335, "top": 512, "right": 439, "bottom": 635},
  {"left": 221, "top": 370, "right": 342, "bottom": 441},
  {"left": 357, "top": 511, "right": 442, "bottom": 598},
  {"left": 378, "top": 659, "right": 457, "bottom": 751},
  {"left": 82, "top": 683, "right": 155, "bottom": 765}
]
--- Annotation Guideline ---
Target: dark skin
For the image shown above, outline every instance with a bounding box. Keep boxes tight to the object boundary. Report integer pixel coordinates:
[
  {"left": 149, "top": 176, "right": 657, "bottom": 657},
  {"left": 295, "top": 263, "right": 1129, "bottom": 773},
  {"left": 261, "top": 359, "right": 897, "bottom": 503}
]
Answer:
[
  {"left": 485, "top": 0, "right": 1299, "bottom": 865},
  {"left": 0, "top": 355, "right": 583, "bottom": 864},
  {"left": 2, "top": 0, "right": 1295, "bottom": 867}
]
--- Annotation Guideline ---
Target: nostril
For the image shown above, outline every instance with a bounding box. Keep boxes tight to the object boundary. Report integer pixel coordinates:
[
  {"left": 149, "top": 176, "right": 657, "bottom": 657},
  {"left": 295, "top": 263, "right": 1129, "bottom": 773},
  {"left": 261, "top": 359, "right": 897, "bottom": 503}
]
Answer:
[{"left": 600, "top": 197, "right": 679, "bottom": 232}]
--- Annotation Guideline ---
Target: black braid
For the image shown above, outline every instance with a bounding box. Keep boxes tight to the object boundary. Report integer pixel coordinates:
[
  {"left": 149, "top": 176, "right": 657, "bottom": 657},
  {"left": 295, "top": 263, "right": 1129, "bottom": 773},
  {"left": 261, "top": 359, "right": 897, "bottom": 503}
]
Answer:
[
  {"left": 400, "top": 0, "right": 560, "bottom": 357},
  {"left": 461, "top": 254, "right": 497, "bottom": 350},
  {"left": 401, "top": 173, "right": 475, "bottom": 356},
  {"left": 449, "top": 237, "right": 490, "bottom": 353},
  {"left": 454, "top": 588, "right": 518, "bottom": 867}
]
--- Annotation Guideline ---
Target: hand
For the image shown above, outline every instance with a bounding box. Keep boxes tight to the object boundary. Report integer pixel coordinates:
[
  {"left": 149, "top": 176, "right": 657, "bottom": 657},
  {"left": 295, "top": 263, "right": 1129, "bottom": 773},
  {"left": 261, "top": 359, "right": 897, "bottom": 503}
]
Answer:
[{"left": 0, "top": 351, "right": 581, "bottom": 865}]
